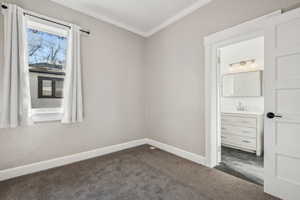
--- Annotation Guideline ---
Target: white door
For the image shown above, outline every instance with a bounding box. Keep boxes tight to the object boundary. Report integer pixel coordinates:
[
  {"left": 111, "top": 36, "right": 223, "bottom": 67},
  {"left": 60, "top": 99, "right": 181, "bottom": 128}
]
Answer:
[{"left": 265, "top": 8, "right": 300, "bottom": 200}]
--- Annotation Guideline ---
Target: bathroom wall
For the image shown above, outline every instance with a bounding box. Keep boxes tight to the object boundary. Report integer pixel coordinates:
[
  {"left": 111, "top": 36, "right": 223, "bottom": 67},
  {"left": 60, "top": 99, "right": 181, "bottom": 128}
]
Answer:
[{"left": 220, "top": 37, "right": 264, "bottom": 113}]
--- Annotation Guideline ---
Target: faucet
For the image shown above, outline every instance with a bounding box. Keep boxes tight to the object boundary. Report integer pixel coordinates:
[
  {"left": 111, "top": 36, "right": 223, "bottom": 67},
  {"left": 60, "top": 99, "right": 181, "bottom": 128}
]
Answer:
[{"left": 236, "top": 101, "right": 246, "bottom": 111}]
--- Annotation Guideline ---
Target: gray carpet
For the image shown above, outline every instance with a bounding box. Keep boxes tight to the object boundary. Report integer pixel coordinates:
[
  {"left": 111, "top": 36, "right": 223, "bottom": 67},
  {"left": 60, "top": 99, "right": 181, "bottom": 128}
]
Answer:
[{"left": 0, "top": 145, "right": 279, "bottom": 200}]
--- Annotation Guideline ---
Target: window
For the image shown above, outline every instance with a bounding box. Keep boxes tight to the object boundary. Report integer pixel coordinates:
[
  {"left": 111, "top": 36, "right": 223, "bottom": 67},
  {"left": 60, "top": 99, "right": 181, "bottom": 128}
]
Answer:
[
  {"left": 26, "top": 18, "right": 69, "bottom": 121},
  {"left": 38, "top": 76, "right": 64, "bottom": 98}
]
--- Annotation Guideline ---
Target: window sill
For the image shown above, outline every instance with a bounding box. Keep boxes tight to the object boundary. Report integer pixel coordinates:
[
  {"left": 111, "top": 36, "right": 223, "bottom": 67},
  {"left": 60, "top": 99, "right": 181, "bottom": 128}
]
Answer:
[{"left": 32, "top": 108, "right": 63, "bottom": 122}]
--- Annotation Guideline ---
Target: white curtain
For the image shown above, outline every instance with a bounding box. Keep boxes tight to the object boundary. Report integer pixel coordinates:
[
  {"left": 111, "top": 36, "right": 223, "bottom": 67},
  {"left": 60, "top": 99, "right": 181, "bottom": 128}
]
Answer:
[
  {"left": 62, "top": 25, "right": 83, "bottom": 123},
  {"left": 0, "top": 4, "right": 32, "bottom": 128}
]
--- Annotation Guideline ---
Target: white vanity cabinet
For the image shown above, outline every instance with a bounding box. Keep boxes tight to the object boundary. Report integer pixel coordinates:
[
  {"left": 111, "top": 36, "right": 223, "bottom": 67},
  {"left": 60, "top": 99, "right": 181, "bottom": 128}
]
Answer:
[{"left": 221, "top": 112, "right": 264, "bottom": 156}]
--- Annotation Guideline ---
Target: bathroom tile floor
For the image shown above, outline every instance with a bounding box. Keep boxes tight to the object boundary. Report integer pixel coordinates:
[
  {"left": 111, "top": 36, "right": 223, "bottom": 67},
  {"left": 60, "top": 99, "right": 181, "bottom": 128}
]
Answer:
[{"left": 215, "top": 146, "right": 264, "bottom": 185}]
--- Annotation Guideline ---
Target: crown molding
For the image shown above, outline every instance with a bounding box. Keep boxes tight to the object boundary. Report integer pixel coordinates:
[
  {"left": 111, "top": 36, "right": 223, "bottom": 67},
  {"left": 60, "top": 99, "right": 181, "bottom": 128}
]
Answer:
[
  {"left": 50, "top": 0, "right": 148, "bottom": 37},
  {"left": 145, "top": 0, "right": 211, "bottom": 37},
  {"left": 51, "top": 0, "right": 211, "bottom": 37}
]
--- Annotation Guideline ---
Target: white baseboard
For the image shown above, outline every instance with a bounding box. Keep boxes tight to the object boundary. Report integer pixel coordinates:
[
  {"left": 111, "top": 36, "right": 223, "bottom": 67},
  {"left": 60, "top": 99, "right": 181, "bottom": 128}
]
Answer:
[
  {"left": 0, "top": 138, "right": 207, "bottom": 181},
  {"left": 0, "top": 139, "right": 148, "bottom": 181},
  {"left": 146, "top": 139, "right": 207, "bottom": 166}
]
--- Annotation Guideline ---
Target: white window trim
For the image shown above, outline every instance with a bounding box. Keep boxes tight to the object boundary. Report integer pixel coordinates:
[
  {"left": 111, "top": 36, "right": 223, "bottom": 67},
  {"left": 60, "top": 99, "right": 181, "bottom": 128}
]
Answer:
[
  {"left": 31, "top": 108, "right": 63, "bottom": 122},
  {"left": 27, "top": 19, "right": 69, "bottom": 37},
  {"left": 25, "top": 16, "right": 69, "bottom": 122}
]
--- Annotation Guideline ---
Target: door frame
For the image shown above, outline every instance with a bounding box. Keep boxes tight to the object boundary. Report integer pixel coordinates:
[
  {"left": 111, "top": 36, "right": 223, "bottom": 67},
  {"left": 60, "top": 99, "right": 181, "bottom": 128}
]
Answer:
[{"left": 204, "top": 10, "right": 282, "bottom": 168}]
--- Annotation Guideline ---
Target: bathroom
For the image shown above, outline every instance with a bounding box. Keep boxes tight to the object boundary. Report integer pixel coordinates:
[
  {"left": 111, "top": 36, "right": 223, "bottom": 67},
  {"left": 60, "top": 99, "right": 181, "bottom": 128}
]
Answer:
[{"left": 216, "top": 36, "right": 265, "bottom": 185}]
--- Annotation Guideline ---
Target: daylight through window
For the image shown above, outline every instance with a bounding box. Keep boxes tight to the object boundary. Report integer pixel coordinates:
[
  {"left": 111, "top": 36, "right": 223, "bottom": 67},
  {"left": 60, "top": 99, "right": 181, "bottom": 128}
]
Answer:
[{"left": 27, "top": 20, "right": 68, "bottom": 110}]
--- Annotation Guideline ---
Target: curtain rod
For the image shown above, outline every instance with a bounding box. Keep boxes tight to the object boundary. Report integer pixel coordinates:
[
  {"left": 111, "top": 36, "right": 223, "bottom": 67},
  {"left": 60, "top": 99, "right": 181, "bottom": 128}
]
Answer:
[{"left": 1, "top": 4, "right": 90, "bottom": 35}]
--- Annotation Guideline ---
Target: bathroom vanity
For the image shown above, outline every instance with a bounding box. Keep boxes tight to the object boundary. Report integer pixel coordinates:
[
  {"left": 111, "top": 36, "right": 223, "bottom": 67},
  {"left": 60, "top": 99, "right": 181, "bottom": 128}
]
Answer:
[{"left": 221, "top": 112, "right": 264, "bottom": 156}]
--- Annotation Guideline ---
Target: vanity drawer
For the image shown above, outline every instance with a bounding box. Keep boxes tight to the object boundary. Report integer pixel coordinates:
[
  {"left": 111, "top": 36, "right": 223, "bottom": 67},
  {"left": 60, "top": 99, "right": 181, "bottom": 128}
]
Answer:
[
  {"left": 221, "top": 125, "right": 256, "bottom": 137},
  {"left": 221, "top": 115, "right": 257, "bottom": 128},
  {"left": 221, "top": 134, "right": 256, "bottom": 150}
]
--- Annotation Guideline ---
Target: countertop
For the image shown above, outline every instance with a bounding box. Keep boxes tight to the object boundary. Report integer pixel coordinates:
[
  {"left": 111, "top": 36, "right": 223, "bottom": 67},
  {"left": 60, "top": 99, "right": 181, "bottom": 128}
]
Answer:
[{"left": 222, "top": 111, "right": 264, "bottom": 115}]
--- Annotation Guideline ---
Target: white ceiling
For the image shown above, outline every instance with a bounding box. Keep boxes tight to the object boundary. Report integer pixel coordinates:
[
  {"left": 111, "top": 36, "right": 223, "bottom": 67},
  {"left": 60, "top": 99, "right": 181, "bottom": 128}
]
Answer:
[{"left": 50, "top": 0, "right": 211, "bottom": 37}]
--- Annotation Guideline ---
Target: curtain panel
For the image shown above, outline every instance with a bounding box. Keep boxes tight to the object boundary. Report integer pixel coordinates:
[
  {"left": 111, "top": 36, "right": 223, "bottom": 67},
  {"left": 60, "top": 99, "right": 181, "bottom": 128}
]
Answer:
[
  {"left": 0, "top": 4, "right": 32, "bottom": 128},
  {"left": 0, "top": 4, "right": 84, "bottom": 127},
  {"left": 62, "top": 24, "right": 83, "bottom": 123}
]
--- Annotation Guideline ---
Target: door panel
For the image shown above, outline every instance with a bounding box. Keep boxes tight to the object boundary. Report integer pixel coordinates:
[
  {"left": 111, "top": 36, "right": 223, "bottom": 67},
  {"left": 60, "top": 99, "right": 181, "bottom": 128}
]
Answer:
[
  {"left": 277, "top": 155, "right": 300, "bottom": 185},
  {"left": 265, "top": 8, "right": 300, "bottom": 200},
  {"left": 276, "top": 123, "right": 300, "bottom": 156},
  {"left": 277, "top": 54, "right": 300, "bottom": 80},
  {"left": 276, "top": 90, "right": 300, "bottom": 114},
  {"left": 276, "top": 18, "right": 300, "bottom": 49}
]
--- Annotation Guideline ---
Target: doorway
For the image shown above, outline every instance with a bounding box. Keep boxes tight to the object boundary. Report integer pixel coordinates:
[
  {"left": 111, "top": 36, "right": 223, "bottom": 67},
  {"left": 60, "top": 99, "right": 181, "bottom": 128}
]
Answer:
[
  {"left": 205, "top": 8, "right": 300, "bottom": 200},
  {"left": 215, "top": 37, "right": 265, "bottom": 185}
]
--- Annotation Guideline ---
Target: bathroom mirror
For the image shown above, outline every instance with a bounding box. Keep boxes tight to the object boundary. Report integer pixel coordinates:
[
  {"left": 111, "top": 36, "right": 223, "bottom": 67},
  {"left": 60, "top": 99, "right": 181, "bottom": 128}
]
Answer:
[{"left": 222, "top": 71, "right": 263, "bottom": 97}]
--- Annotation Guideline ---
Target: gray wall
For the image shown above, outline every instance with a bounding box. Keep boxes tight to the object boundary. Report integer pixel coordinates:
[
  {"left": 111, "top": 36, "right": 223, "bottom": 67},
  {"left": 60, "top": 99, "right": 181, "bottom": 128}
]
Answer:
[
  {"left": 2, "top": 0, "right": 300, "bottom": 170},
  {"left": 0, "top": 0, "right": 146, "bottom": 170},
  {"left": 145, "top": 0, "right": 300, "bottom": 156}
]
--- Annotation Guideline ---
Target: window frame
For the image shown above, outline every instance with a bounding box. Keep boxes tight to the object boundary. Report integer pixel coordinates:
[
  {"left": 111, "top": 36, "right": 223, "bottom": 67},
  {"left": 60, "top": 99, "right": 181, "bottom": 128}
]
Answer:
[
  {"left": 25, "top": 16, "right": 69, "bottom": 122},
  {"left": 38, "top": 76, "right": 64, "bottom": 99}
]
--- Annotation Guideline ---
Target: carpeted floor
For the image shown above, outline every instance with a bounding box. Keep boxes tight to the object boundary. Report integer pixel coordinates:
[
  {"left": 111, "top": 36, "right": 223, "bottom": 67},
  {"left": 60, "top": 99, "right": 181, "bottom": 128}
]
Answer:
[{"left": 0, "top": 145, "right": 279, "bottom": 200}]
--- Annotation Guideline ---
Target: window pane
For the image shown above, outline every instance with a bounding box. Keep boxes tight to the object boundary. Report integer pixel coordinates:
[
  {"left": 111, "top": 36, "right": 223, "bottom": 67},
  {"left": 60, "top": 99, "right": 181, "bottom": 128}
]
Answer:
[
  {"left": 27, "top": 28, "right": 67, "bottom": 70},
  {"left": 55, "top": 79, "right": 64, "bottom": 98},
  {"left": 27, "top": 27, "right": 67, "bottom": 109},
  {"left": 42, "top": 80, "right": 52, "bottom": 96}
]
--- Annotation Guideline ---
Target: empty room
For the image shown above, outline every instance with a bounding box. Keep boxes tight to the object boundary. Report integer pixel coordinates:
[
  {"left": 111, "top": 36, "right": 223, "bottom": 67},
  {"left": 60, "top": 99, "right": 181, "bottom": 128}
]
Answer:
[{"left": 1, "top": 0, "right": 300, "bottom": 200}]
